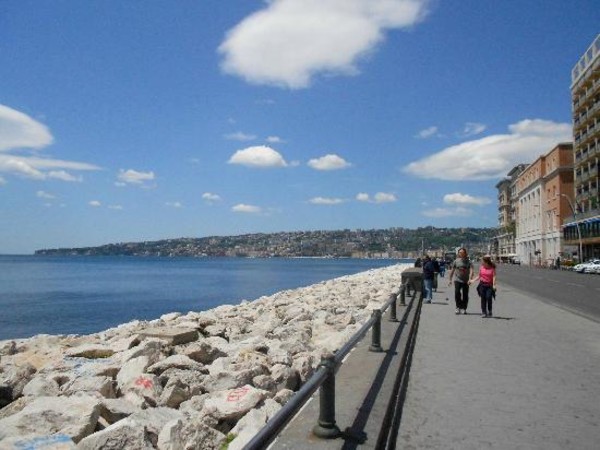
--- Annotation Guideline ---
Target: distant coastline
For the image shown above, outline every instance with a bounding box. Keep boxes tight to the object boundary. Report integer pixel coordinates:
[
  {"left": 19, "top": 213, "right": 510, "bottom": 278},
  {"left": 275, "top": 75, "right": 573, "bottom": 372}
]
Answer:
[{"left": 34, "top": 226, "right": 495, "bottom": 259}]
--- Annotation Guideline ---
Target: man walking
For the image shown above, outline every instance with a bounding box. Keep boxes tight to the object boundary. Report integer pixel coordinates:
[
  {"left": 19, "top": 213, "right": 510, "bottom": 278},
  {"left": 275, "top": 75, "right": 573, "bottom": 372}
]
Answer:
[
  {"left": 422, "top": 255, "right": 436, "bottom": 304},
  {"left": 448, "top": 248, "right": 474, "bottom": 314}
]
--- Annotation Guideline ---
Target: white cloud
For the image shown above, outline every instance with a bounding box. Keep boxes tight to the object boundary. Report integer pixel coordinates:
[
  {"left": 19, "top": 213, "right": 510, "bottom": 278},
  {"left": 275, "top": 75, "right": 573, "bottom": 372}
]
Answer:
[
  {"left": 47, "top": 170, "right": 83, "bottom": 182},
  {"left": 117, "top": 169, "right": 156, "bottom": 186},
  {"left": 108, "top": 205, "right": 123, "bottom": 210},
  {"left": 403, "top": 119, "right": 572, "bottom": 180},
  {"left": 444, "top": 192, "right": 491, "bottom": 206},
  {"left": 36, "top": 190, "right": 55, "bottom": 199},
  {"left": 0, "top": 152, "right": 98, "bottom": 181},
  {"left": 0, "top": 104, "right": 53, "bottom": 151},
  {"left": 266, "top": 136, "right": 284, "bottom": 144},
  {"left": 202, "top": 192, "right": 222, "bottom": 203},
  {"left": 356, "top": 193, "right": 370, "bottom": 202},
  {"left": 373, "top": 192, "right": 397, "bottom": 203},
  {"left": 415, "top": 126, "right": 439, "bottom": 139},
  {"left": 308, "top": 154, "right": 352, "bottom": 171},
  {"left": 224, "top": 131, "right": 257, "bottom": 141},
  {"left": 309, "top": 196, "right": 346, "bottom": 205},
  {"left": 89, "top": 200, "right": 101, "bottom": 207},
  {"left": 228, "top": 146, "right": 288, "bottom": 168},
  {"left": 461, "top": 122, "right": 486, "bottom": 137},
  {"left": 0, "top": 176, "right": 6, "bottom": 185},
  {"left": 356, "top": 192, "right": 397, "bottom": 203},
  {"left": 422, "top": 206, "right": 472, "bottom": 218},
  {"left": 166, "top": 201, "right": 183, "bottom": 208},
  {"left": 232, "top": 203, "right": 262, "bottom": 213},
  {"left": 218, "top": 0, "right": 430, "bottom": 89},
  {"left": 0, "top": 105, "right": 100, "bottom": 182}
]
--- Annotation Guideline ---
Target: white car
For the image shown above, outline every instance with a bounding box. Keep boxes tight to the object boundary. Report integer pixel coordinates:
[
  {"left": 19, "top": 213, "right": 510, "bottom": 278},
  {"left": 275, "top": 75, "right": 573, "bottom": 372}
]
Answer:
[
  {"left": 574, "top": 259, "right": 600, "bottom": 273},
  {"left": 583, "top": 261, "right": 600, "bottom": 274}
]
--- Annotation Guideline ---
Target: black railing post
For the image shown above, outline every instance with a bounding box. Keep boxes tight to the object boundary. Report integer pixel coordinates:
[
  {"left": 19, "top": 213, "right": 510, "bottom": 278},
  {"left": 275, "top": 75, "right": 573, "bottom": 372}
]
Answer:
[
  {"left": 312, "top": 354, "right": 341, "bottom": 439},
  {"left": 369, "top": 309, "right": 383, "bottom": 352},
  {"left": 399, "top": 283, "right": 406, "bottom": 306},
  {"left": 389, "top": 293, "right": 398, "bottom": 322}
]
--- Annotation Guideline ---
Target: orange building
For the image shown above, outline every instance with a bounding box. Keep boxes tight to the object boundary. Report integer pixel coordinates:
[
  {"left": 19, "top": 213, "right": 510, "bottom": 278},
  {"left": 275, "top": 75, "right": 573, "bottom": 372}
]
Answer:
[{"left": 515, "top": 143, "right": 574, "bottom": 266}]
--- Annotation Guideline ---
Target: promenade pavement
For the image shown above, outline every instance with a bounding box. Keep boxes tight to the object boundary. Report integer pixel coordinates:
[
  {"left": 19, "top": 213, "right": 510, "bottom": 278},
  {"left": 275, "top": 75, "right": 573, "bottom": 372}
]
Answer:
[
  {"left": 271, "top": 276, "right": 600, "bottom": 449},
  {"left": 397, "top": 278, "right": 600, "bottom": 449}
]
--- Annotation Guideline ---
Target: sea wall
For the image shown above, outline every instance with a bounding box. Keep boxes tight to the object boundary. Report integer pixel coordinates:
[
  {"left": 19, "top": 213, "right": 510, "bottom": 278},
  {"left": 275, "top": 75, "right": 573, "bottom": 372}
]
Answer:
[{"left": 0, "top": 263, "right": 409, "bottom": 449}]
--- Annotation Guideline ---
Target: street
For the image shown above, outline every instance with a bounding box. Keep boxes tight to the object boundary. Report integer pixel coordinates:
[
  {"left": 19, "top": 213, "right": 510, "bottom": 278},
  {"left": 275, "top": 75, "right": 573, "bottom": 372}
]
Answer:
[{"left": 494, "top": 263, "right": 600, "bottom": 322}]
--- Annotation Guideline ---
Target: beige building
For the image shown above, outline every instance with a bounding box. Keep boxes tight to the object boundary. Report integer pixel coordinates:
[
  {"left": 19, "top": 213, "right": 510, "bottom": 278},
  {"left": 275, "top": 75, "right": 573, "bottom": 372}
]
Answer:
[
  {"left": 515, "top": 144, "right": 574, "bottom": 266},
  {"left": 568, "top": 34, "right": 600, "bottom": 260},
  {"left": 492, "top": 164, "right": 526, "bottom": 261}
]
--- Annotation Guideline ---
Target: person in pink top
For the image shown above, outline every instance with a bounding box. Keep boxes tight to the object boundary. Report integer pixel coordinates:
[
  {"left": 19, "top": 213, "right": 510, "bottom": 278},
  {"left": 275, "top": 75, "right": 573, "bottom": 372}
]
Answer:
[{"left": 469, "top": 255, "right": 497, "bottom": 318}]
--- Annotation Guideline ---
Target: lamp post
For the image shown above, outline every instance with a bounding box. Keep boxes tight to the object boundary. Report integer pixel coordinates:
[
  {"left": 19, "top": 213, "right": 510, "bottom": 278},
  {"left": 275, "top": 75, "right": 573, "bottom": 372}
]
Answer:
[{"left": 561, "top": 194, "right": 583, "bottom": 262}]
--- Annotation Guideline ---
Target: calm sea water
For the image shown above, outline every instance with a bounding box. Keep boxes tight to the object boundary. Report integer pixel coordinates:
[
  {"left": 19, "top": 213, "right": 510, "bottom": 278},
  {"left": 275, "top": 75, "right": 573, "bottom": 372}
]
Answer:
[{"left": 0, "top": 256, "right": 410, "bottom": 340}]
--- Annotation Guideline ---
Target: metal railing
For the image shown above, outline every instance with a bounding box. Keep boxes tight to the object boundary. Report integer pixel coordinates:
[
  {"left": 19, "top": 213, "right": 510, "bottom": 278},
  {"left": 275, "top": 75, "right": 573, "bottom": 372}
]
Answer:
[{"left": 243, "top": 276, "right": 421, "bottom": 450}]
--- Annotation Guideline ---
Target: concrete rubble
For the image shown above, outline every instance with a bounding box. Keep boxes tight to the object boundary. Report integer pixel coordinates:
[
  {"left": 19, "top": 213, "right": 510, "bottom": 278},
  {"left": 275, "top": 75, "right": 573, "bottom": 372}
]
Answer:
[{"left": 0, "top": 263, "right": 408, "bottom": 449}]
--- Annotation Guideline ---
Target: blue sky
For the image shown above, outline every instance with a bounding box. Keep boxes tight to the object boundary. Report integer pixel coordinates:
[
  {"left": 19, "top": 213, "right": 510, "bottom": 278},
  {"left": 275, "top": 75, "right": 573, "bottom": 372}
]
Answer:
[{"left": 1, "top": 1, "right": 598, "bottom": 254}]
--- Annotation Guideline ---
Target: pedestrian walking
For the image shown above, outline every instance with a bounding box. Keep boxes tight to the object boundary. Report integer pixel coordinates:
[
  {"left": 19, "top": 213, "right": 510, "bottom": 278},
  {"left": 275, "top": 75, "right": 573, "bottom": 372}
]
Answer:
[
  {"left": 470, "top": 255, "right": 497, "bottom": 318},
  {"left": 448, "top": 248, "right": 474, "bottom": 314},
  {"left": 422, "top": 255, "right": 435, "bottom": 304}
]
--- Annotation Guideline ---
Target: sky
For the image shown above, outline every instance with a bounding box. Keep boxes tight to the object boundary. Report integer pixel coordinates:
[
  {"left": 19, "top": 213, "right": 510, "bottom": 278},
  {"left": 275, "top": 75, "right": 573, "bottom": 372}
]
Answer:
[{"left": 0, "top": 0, "right": 598, "bottom": 254}]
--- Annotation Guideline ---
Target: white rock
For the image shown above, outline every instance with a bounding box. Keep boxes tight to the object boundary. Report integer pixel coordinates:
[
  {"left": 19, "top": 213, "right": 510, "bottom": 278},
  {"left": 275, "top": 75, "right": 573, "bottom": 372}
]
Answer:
[
  {"left": 203, "top": 385, "right": 268, "bottom": 421},
  {"left": 160, "top": 312, "right": 182, "bottom": 322},
  {"left": 22, "top": 376, "right": 61, "bottom": 397},
  {"left": 147, "top": 355, "right": 206, "bottom": 375},
  {"left": 61, "top": 376, "right": 115, "bottom": 399},
  {"left": 76, "top": 417, "right": 155, "bottom": 450},
  {"left": 0, "top": 394, "right": 101, "bottom": 443}
]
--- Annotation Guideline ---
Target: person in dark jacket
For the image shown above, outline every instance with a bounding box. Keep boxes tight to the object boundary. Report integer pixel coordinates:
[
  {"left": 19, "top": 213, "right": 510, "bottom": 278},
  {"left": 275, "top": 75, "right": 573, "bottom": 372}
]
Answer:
[{"left": 422, "top": 255, "right": 436, "bottom": 304}]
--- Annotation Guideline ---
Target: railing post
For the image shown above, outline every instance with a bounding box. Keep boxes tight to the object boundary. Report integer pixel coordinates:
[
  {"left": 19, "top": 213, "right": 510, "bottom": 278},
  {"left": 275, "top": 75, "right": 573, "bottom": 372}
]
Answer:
[
  {"left": 369, "top": 309, "right": 383, "bottom": 352},
  {"left": 389, "top": 293, "right": 398, "bottom": 322},
  {"left": 399, "top": 283, "right": 406, "bottom": 306},
  {"left": 312, "top": 354, "right": 341, "bottom": 439}
]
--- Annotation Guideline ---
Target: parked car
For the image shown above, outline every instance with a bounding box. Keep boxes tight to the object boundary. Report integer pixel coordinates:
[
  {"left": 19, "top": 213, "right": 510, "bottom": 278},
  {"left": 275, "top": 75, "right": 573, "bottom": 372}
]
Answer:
[
  {"left": 583, "top": 261, "right": 600, "bottom": 274},
  {"left": 574, "top": 259, "right": 600, "bottom": 273},
  {"left": 510, "top": 256, "right": 521, "bottom": 265}
]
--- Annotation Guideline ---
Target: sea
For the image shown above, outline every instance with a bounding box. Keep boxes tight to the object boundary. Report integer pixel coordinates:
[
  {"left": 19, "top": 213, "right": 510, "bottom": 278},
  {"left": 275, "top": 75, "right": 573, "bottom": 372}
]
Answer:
[{"left": 0, "top": 255, "right": 412, "bottom": 340}]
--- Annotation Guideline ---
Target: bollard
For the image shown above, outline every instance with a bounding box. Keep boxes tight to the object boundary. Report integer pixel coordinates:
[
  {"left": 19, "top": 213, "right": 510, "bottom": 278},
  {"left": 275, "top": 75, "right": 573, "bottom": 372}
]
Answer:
[
  {"left": 399, "top": 283, "right": 406, "bottom": 306},
  {"left": 369, "top": 309, "right": 384, "bottom": 352},
  {"left": 313, "top": 354, "right": 341, "bottom": 439},
  {"left": 389, "top": 293, "right": 399, "bottom": 322}
]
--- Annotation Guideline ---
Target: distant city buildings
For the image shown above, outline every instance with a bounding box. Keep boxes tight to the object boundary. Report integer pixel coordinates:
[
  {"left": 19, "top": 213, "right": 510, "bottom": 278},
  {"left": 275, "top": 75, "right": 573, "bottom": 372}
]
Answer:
[{"left": 493, "top": 34, "right": 600, "bottom": 264}]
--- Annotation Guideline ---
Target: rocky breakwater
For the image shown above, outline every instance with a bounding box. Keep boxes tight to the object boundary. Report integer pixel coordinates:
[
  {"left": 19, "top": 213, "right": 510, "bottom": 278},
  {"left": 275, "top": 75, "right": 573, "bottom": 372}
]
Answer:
[{"left": 0, "top": 264, "right": 409, "bottom": 449}]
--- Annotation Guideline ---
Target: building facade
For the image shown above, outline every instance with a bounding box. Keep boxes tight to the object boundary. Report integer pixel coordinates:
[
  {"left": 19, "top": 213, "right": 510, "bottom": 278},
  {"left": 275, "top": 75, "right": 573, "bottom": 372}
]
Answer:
[
  {"left": 492, "top": 164, "right": 526, "bottom": 261},
  {"left": 515, "top": 144, "right": 574, "bottom": 266},
  {"left": 567, "top": 34, "right": 600, "bottom": 260}
]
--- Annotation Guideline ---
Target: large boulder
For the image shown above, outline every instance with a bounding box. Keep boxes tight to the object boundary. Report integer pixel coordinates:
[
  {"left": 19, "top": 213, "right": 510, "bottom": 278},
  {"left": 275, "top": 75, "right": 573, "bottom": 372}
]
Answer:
[
  {"left": 0, "top": 395, "right": 101, "bottom": 443},
  {"left": 0, "top": 362, "right": 37, "bottom": 407},
  {"left": 157, "top": 417, "right": 226, "bottom": 450},
  {"left": 76, "top": 418, "right": 155, "bottom": 450},
  {"left": 203, "top": 385, "right": 268, "bottom": 421}
]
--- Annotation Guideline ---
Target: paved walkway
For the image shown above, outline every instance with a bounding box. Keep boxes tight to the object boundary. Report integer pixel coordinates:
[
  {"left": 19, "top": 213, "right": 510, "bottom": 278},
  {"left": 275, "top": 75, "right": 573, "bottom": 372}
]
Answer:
[
  {"left": 271, "top": 277, "right": 600, "bottom": 449},
  {"left": 397, "top": 278, "right": 600, "bottom": 449}
]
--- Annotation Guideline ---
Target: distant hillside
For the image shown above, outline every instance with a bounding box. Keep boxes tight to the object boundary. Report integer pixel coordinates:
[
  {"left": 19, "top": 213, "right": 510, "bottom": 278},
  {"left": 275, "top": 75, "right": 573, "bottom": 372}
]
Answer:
[{"left": 35, "top": 227, "right": 497, "bottom": 258}]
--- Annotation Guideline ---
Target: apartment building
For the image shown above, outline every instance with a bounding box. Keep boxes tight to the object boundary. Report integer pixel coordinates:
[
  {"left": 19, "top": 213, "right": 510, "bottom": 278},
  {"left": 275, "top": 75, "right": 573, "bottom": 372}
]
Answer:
[
  {"left": 568, "top": 34, "right": 600, "bottom": 260},
  {"left": 492, "top": 164, "right": 526, "bottom": 261},
  {"left": 515, "top": 144, "right": 574, "bottom": 266}
]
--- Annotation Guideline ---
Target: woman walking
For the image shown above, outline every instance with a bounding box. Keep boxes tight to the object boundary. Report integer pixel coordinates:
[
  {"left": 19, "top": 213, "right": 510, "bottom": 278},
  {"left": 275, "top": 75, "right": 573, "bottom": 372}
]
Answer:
[
  {"left": 448, "top": 248, "right": 474, "bottom": 314},
  {"left": 470, "top": 255, "right": 497, "bottom": 318}
]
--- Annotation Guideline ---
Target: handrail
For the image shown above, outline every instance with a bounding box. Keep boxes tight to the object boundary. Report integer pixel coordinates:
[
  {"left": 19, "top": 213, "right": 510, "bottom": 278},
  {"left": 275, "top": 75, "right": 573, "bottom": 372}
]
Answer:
[{"left": 244, "top": 286, "right": 416, "bottom": 450}]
